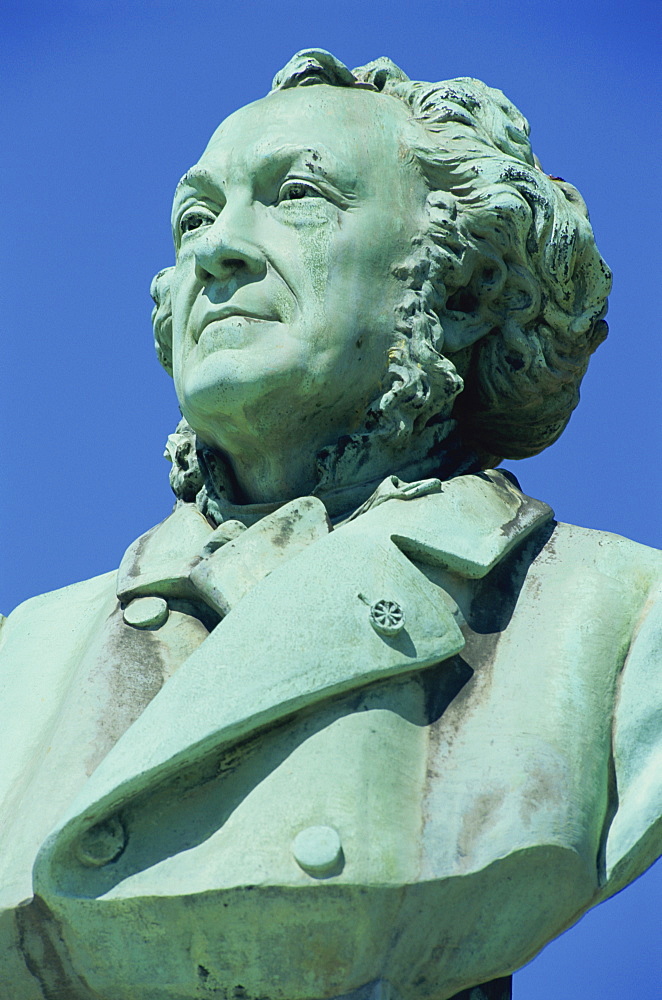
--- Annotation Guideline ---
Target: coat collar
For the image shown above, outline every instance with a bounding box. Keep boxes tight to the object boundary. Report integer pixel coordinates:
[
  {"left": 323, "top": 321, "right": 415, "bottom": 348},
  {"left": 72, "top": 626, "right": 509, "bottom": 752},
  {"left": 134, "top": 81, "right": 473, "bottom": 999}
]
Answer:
[{"left": 117, "top": 469, "right": 553, "bottom": 608}]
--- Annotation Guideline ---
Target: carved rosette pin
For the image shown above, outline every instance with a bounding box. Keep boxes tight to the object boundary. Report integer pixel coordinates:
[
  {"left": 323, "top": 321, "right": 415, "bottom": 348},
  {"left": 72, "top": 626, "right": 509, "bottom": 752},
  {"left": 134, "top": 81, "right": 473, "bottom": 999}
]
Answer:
[{"left": 369, "top": 599, "right": 405, "bottom": 637}]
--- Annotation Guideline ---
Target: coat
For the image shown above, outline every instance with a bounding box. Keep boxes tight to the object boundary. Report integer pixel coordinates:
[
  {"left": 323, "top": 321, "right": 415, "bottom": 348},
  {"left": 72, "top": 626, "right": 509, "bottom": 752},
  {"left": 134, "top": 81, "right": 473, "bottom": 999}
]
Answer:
[{"left": 1, "top": 471, "right": 660, "bottom": 1000}]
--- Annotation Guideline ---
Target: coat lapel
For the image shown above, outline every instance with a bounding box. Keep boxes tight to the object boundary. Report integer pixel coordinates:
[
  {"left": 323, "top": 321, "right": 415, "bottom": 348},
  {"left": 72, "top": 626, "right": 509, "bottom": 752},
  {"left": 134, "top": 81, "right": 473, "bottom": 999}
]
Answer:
[{"left": 36, "top": 472, "right": 552, "bottom": 893}]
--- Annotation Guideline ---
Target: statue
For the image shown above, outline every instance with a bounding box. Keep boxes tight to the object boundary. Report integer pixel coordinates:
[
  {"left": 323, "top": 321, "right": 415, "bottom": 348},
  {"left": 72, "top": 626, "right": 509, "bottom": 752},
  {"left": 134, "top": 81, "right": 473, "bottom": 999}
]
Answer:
[{"left": 1, "top": 49, "right": 660, "bottom": 1000}]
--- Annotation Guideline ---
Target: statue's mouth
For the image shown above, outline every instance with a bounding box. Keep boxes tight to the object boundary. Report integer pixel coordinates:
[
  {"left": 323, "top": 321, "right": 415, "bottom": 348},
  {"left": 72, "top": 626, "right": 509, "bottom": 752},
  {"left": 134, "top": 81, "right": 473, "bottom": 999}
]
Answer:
[
  {"left": 196, "top": 307, "right": 280, "bottom": 344},
  {"left": 202, "top": 306, "right": 276, "bottom": 325}
]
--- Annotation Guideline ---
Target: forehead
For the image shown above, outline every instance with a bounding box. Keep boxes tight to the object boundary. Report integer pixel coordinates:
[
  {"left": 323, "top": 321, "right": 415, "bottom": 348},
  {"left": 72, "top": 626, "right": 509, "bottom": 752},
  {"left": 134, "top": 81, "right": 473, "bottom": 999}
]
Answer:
[{"left": 178, "top": 86, "right": 419, "bottom": 197}]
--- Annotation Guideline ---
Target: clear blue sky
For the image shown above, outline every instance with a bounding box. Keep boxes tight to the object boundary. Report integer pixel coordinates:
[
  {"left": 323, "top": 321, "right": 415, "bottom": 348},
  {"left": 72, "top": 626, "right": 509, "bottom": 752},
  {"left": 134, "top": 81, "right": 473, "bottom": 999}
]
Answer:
[{"left": 1, "top": 2, "right": 660, "bottom": 997}]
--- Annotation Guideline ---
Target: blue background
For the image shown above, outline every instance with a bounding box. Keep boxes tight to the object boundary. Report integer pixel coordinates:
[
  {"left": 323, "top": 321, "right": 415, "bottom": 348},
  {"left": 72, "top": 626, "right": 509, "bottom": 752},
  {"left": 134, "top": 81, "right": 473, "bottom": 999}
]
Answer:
[{"left": 1, "top": 2, "right": 660, "bottom": 996}]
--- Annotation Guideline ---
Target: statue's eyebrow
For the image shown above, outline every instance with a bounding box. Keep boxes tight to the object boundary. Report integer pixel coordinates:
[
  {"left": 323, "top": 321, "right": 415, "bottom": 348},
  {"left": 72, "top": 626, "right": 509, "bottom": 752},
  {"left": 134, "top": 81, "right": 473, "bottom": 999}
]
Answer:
[
  {"left": 260, "top": 143, "right": 357, "bottom": 190},
  {"left": 173, "top": 167, "right": 218, "bottom": 201}
]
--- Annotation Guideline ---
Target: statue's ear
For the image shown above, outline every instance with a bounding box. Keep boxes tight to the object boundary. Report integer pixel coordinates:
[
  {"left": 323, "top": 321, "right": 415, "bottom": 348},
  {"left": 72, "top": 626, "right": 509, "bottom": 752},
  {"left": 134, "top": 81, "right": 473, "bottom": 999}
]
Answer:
[{"left": 150, "top": 267, "right": 174, "bottom": 376}]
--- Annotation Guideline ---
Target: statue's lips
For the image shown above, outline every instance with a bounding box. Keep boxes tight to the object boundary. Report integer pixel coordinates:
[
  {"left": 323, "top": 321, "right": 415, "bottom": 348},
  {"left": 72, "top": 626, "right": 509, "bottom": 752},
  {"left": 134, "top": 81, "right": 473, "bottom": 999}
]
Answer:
[{"left": 195, "top": 311, "right": 280, "bottom": 350}]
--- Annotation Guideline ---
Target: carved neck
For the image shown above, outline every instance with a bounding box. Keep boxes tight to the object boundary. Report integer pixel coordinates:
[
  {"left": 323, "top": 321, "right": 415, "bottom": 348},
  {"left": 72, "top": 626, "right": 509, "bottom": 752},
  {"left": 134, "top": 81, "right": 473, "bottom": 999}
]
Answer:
[{"left": 194, "top": 417, "right": 481, "bottom": 525}]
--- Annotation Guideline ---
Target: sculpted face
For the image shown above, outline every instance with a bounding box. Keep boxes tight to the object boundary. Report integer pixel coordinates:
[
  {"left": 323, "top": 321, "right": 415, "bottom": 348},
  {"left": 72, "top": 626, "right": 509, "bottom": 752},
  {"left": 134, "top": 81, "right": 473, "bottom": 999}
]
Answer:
[{"left": 169, "top": 85, "right": 428, "bottom": 459}]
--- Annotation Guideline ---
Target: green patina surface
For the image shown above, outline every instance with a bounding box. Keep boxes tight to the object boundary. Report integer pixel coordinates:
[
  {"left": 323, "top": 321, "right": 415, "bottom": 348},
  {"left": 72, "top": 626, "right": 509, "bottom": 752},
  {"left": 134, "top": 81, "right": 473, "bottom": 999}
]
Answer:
[{"left": 0, "top": 48, "right": 659, "bottom": 1000}]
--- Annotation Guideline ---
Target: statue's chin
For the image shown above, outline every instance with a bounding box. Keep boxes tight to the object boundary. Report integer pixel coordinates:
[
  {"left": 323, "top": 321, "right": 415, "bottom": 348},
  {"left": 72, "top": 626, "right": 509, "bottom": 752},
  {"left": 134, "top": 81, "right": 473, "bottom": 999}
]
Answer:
[{"left": 175, "top": 360, "right": 290, "bottom": 456}]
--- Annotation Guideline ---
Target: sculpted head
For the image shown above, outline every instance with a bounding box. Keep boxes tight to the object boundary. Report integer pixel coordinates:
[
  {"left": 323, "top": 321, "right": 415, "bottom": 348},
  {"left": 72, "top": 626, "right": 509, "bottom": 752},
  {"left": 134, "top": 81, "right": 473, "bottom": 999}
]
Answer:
[{"left": 151, "top": 49, "right": 611, "bottom": 507}]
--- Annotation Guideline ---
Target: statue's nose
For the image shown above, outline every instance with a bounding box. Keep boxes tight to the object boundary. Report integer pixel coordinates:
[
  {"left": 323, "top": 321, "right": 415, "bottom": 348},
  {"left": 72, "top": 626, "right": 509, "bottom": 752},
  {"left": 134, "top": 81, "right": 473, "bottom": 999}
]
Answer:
[{"left": 193, "top": 211, "right": 265, "bottom": 283}]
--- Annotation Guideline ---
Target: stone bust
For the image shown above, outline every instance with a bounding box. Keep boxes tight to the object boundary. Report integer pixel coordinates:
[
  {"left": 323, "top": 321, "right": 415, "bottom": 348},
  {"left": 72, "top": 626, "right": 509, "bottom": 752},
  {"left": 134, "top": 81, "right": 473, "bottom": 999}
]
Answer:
[{"left": 1, "top": 49, "right": 660, "bottom": 1000}]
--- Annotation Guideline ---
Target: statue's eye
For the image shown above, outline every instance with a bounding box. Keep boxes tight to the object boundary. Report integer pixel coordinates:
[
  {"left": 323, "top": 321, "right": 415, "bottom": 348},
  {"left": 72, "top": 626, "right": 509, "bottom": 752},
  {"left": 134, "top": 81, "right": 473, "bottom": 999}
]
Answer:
[
  {"left": 279, "top": 181, "right": 320, "bottom": 201},
  {"left": 285, "top": 183, "right": 309, "bottom": 200},
  {"left": 180, "top": 210, "right": 214, "bottom": 234}
]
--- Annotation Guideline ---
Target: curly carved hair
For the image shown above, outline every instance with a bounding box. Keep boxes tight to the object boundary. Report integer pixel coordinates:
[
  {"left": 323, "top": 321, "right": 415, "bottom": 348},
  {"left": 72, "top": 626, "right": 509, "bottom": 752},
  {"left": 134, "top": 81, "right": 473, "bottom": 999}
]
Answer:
[{"left": 152, "top": 49, "right": 610, "bottom": 475}]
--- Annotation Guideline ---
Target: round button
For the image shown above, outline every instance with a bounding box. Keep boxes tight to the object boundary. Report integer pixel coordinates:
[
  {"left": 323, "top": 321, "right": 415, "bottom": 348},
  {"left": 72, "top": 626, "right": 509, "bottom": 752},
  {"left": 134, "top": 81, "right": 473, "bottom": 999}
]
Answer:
[
  {"left": 123, "top": 596, "right": 169, "bottom": 630},
  {"left": 292, "top": 825, "right": 343, "bottom": 877},
  {"left": 369, "top": 599, "right": 404, "bottom": 636},
  {"left": 76, "top": 816, "right": 127, "bottom": 868}
]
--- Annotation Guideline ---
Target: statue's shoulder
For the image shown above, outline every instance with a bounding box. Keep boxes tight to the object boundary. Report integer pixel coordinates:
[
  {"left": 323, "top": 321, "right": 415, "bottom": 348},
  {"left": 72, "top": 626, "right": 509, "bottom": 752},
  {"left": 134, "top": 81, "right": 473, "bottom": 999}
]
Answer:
[
  {"left": 540, "top": 519, "right": 662, "bottom": 587},
  {"left": 372, "top": 470, "right": 661, "bottom": 596},
  {"left": 0, "top": 570, "right": 118, "bottom": 658}
]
